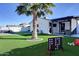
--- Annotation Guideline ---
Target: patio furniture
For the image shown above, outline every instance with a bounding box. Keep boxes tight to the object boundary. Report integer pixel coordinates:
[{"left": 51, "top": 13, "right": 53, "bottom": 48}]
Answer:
[{"left": 74, "top": 39, "right": 79, "bottom": 46}]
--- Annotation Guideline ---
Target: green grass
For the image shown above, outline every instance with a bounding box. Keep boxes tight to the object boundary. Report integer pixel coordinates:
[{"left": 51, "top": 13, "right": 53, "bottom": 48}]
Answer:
[
  {"left": 0, "top": 34, "right": 79, "bottom": 56},
  {"left": 0, "top": 34, "right": 29, "bottom": 39}
]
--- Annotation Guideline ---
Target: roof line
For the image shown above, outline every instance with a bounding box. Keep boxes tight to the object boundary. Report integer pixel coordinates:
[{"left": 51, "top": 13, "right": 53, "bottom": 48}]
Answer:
[{"left": 51, "top": 16, "right": 79, "bottom": 21}]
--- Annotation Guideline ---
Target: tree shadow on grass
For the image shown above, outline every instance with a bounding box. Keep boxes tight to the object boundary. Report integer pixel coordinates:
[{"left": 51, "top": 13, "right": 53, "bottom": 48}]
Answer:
[
  {"left": 15, "top": 32, "right": 32, "bottom": 36},
  {"left": 15, "top": 32, "right": 52, "bottom": 36},
  {"left": 0, "top": 42, "right": 49, "bottom": 56}
]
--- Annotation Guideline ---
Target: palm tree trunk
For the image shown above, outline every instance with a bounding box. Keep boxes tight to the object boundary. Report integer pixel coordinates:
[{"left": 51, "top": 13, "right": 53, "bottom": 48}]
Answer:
[{"left": 32, "top": 11, "right": 38, "bottom": 39}]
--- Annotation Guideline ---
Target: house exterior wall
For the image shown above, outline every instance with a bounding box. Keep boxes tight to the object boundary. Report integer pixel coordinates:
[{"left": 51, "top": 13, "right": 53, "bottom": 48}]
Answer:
[
  {"left": 52, "top": 22, "right": 59, "bottom": 34},
  {"left": 38, "top": 18, "right": 51, "bottom": 34},
  {"left": 52, "top": 21, "right": 70, "bottom": 35},
  {"left": 8, "top": 26, "right": 30, "bottom": 32},
  {"left": 64, "top": 22, "right": 70, "bottom": 30},
  {"left": 21, "top": 26, "right": 30, "bottom": 32},
  {"left": 71, "top": 18, "right": 77, "bottom": 33},
  {"left": 8, "top": 26, "right": 22, "bottom": 32},
  {"left": 77, "top": 20, "right": 79, "bottom": 34},
  {"left": 30, "top": 22, "right": 33, "bottom": 32},
  {"left": 52, "top": 18, "right": 79, "bottom": 35},
  {"left": 0, "top": 26, "right": 9, "bottom": 31},
  {"left": 30, "top": 18, "right": 51, "bottom": 34},
  {"left": 0, "top": 25, "right": 30, "bottom": 32}
]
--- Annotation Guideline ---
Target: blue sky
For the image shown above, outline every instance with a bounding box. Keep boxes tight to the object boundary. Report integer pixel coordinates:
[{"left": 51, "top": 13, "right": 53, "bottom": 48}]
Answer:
[{"left": 0, "top": 3, "right": 79, "bottom": 26}]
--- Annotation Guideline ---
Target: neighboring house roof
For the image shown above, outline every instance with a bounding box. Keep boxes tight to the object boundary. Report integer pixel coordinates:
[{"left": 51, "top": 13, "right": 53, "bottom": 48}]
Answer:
[
  {"left": 5, "top": 23, "right": 30, "bottom": 27},
  {"left": 6, "top": 25, "right": 20, "bottom": 27},
  {"left": 19, "top": 23, "right": 30, "bottom": 27},
  {"left": 51, "top": 16, "right": 79, "bottom": 21}
]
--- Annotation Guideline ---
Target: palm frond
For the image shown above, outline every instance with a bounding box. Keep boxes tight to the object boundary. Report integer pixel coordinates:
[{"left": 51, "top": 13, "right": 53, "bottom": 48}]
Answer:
[{"left": 16, "top": 3, "right": 55, "bottom": 17}]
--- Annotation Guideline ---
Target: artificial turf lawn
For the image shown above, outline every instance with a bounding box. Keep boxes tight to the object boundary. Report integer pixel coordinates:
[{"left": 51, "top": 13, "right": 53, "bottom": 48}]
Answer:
[{"left": 0, "top": 34, "right": 79, "bottom": 56}]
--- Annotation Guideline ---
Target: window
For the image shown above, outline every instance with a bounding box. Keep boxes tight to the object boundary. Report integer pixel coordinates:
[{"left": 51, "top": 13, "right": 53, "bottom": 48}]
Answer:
[
  {"left": 53, "top": 24, "right": 57, "bottom": 27},
  {"left": 60, "top": 23, "right": 65, "bottom": 32},
  {"left": 37, "top": 29, "right": 39, "bottom": 32},
  {"left": 49, "top": 22, "right": 52, "bottom": 26},
  {"left": 49, "top": 28, "right": 52, "bottom": 33},
  {"left": 28, "top": 30, "right": 30, "bottom": 32},
  {"left": 37, "top": 24, "right": 39, "bottom": 27}
]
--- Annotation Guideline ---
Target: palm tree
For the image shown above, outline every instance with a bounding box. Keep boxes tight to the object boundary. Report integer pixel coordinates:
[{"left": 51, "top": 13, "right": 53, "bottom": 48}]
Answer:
[{"left": 16, "top": 3, "right": 55, "bottom": 39}]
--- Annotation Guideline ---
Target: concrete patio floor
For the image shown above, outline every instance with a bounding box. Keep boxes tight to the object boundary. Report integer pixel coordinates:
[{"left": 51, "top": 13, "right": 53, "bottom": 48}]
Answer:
[{"left": 71, "top": 34, "right": 79, "bottom": 37}]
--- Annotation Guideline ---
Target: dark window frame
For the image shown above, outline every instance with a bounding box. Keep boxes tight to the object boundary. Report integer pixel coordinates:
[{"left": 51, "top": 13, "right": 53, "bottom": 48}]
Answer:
[
  {"left": 53, "top": 24, "right": 57, "bottom": 27},
  {"left": 49, "top": 22, "right": 52, "bottom": 26},
  {"left": 37, "top": 24, "right": 39, "bottom": 27}
]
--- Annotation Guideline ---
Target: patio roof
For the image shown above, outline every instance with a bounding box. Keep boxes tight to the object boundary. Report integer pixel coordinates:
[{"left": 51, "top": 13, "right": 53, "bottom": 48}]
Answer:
[{"left": 51, "top": 16, "right": 79, "bottom": 22}]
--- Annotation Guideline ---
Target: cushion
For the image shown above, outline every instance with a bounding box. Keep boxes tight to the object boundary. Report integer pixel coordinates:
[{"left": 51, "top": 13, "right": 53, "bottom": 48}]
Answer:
[{"left": 74, "top": 39, "right": 79, "bottom": 46}]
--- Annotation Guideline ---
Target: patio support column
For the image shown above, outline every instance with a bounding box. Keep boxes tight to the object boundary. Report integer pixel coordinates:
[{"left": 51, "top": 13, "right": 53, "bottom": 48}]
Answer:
[
  {"left": 51, "top": 21, "right": 53, "bottom": 34},
  {"left": 70, "top": 20, "right": 71, "bottom": 35}
]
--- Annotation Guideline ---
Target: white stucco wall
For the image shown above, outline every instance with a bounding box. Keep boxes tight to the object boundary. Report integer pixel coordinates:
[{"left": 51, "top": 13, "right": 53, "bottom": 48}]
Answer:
[
  {"left": 77, "top": 20, "right": 79, "bottom": 34},
  {"left": 0, "top": 26, "right": 30, "bottom": 32},
  {"left": 52, "top": 21, "right": 70, "bottom": 34},
  {"left": 21, "top": 26, "right": 30, "bottom": 32},
  {"left": 9, "top": 26, "right": 30, "bottom": 32},
  {"left": 64, "top": 22, "right": 70, "bottom": 30},
  {"left": 8, "top": 26, "right": 22, "bottom": 32},
  {"left": 39, "top": 18, "right": 51, "bottom": 34},
  {"left": 30, "top": 22, "right": 33, "bottom": 32},
  {"left": 30, "top": 18, "right": 51, "bottom": 34},
  {"left": 71, "top": 18, "right": 77, "bottom": 32},
  {"left": 52, "top": 22, "right": 59, "bottom": 34},
  {"left": 0, "top": 26, "right": 9, "bottom": 31}
]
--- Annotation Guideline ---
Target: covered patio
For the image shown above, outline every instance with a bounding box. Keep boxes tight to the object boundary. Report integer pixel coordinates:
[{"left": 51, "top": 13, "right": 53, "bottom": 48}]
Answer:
[{"left": 50, "top": 16, "right": 79, "bottom": 35}]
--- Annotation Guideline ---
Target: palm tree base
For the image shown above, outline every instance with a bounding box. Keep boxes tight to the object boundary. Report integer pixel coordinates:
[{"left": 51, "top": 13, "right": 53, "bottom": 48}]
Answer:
[{"left": 26, "top": 38, "right": 43, "bottom": 41}]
